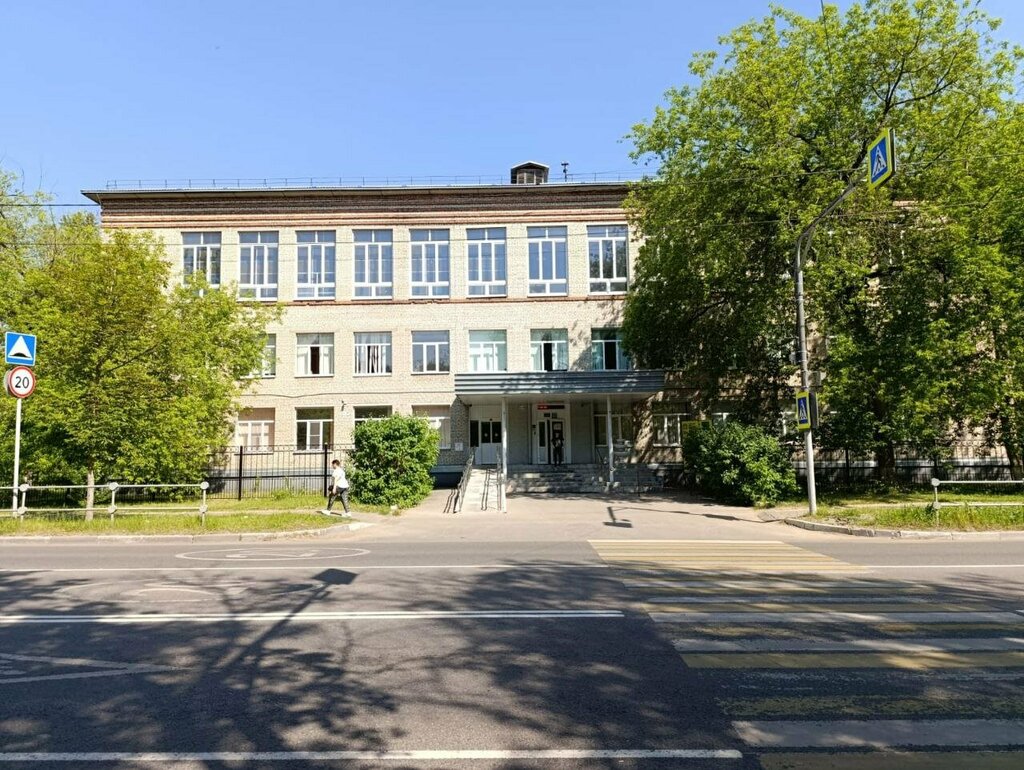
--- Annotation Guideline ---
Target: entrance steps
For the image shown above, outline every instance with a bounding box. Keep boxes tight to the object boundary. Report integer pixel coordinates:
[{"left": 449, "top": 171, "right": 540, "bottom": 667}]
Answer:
[{"left": 506, "top": 464, "right": 670, "bottom": 494}]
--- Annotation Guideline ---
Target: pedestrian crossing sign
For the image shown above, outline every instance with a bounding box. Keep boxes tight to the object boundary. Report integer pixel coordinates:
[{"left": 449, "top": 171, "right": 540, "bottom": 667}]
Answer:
[
  {"left": 5, "top": 332, "right": 36, "bottom": 367},
  {"left": 867, "top": 128, "right": 896, "bottom": 189},
  {"left": 795, "top": 390, "right": 812, "bottom": 431}
]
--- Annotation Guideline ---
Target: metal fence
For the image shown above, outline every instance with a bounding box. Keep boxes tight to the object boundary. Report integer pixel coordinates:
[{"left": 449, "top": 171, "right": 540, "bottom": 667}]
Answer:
[{"left": 205, "top": 444, "right": 352, "bottom": 500}]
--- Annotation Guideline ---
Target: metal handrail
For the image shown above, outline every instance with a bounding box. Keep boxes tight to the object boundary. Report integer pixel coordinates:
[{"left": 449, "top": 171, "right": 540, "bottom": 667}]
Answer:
[
  {"left": 495, "top": 453, "right": 507, "bottom": 513},
  {"left": 453, "top": 455, "right": 474, "bottom": 514},
  {"left": 930, "top": 477, "right": 1024, "bottom": 509},
  {"left": 10, "top": 481, "right": 210, "bottom": 522}
]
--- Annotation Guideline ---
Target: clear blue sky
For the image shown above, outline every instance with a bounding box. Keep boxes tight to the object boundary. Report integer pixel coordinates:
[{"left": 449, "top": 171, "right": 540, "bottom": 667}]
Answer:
[{"left": 2, "top": 0, "right": 1022, "bottom": 207}]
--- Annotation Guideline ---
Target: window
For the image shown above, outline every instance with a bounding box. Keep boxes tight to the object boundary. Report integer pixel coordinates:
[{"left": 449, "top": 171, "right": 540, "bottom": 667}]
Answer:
[
  {"left": 591, "top": 329, "right": 630, "bottom": 371},
  {"left": 353, "top": 229, "right": 393, "bottom": 298},
  {"left": 239, "top": 231, "right": 279, "bottom": 300},
  {"left": 594, "top": 409, "right": 634, "bottom": 450},
  {"left": 410, "top": 229, "right": 450, "bottom": 297},
  {"left": 182, "top": 232, "right": 221, "bottom": 287},
  {"left": 354, "top": 332, "right": 392, "bottom": 375},
  {"left": 250, "top": 334, "right": 276, "bottom": 378},
  {"left": 468, "top": 330, "right": 507, "bottom": 372},
  {"left": 236, "top": 408, "right": 275, "bottom": 450},
  {"left": 354, "top": 406, "right": 391, "bottom": 428},
  {"left": 653, "top": 412, "right": 694, "bottom": 446},
  {"left": 531, "top": 329, "right": 568, "bottom": 372},
  {"left": 413, "top": 406, "right": 452, "bottom": 449},
  {"left": 412, "top": 331, "right": 450, "bottom": 374},
  {"left": 296, "top": 230, "right": 336, "bottom": 299},
  {"left": 528, "top": 226, "right": 568, "bottom": 295},
  {"left": 587, "top": 225, "right": 628, "bottom": 293},
  {"left": 296, "top": 333, "right": 334, "bottom": 377},
  {"left": 467, "top": 228, "right": 507, "bottom": 296},
  {"left": 296, "top": 407, "right": 332, "bottom": 451}
]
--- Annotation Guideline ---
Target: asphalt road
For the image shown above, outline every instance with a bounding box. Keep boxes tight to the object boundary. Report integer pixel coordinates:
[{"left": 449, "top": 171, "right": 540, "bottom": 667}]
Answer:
[{"left": 1, "top": 528, "right": 1023, "bottom": 769}]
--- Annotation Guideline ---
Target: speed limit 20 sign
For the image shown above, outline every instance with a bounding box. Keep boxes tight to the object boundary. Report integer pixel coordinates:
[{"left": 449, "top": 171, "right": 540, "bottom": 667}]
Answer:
[{"left": 5, "top": 366, "right": 36, "bottom": 399}]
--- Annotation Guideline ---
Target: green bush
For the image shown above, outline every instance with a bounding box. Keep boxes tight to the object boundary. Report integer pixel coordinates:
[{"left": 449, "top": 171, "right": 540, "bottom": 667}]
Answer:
[
  {"left": 683, "top": 421, "right": 798, "bottom": 506},
  {"left": 349, "top": 414, "right": 439, "bottom": 508}
]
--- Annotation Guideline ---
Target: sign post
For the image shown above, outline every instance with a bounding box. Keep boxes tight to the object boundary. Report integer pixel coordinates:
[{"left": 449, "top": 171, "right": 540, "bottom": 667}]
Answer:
[{"left": 5, "top": 334, "right": 38, "bottom": 513}]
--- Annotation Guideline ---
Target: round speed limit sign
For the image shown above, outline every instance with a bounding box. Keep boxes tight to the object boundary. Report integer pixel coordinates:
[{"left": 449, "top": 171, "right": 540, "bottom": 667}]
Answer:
[{"left": 5, "top": 366, "right": 36, "bottom": 399}]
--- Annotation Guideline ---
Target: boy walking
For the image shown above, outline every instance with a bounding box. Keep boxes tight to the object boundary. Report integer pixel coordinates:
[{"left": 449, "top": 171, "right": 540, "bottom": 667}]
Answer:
[{"left": 325, "top": 459, "right": 350, "bottom": 516}]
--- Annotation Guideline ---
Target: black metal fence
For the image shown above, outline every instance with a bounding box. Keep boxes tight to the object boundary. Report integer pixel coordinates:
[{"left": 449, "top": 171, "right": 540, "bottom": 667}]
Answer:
[{"left": 206, "top": 444, "right": 352, "bottom": 500}]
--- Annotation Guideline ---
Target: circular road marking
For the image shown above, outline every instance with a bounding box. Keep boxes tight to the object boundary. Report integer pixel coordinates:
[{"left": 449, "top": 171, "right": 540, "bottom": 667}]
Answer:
[{"left": 176, "top": 547, "right": 370, "bottom": 562}]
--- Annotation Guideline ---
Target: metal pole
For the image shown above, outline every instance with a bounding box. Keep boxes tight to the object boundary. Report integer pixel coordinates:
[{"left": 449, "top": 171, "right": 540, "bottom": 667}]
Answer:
[
  {"left": 236, "top": 445, "right": 244, "bottom": 501},
  {"left": 11, "top": 398, "right": 22, "bottom": 513},
  {"left": 606, "top": 396, "right": 614, "bottom": 488},
  {"left": 500, "top": 398, "right": 508, "bottom": 512}
]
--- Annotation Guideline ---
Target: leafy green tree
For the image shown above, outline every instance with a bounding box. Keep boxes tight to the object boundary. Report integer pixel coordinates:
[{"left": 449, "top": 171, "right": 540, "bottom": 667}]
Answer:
[
  {"left": 0, "top": 211, "right": 279, "bottom": 515},
  {"left": 625, "top": 0, "right": 1023, "bottom": 476},
  {"left": 349, "top": 414, "right": 439, "bottom": 508}
]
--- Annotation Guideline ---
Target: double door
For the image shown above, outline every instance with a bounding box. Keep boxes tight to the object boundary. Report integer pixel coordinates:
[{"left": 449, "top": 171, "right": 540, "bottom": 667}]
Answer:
[{"left": 534, "top": 412, "right": 568, "bottom": 465}]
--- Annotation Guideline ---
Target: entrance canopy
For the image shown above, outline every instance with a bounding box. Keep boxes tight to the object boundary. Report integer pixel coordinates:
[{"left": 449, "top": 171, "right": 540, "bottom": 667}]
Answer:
[{"left": 454, "top": 370, "right": 665, "bottom": 403}]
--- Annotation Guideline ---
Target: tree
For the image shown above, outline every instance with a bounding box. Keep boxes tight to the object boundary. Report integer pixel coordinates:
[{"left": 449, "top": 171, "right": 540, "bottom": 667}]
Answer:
[
  {"left": 624, "top": 0, "right": 1023, "bottom": 475},
  {"left": 349, "top": 415, "right": 439, "bottom": 508},
  {"left": 0, "top": 211, "right": 279, "bottom": 515}
]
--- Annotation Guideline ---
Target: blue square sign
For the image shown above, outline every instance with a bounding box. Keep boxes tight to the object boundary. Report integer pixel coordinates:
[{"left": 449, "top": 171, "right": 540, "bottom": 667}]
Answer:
[
  {"left": 868, "top": 128, "right": 896, "bottom": 189},
  {"left": 5, "top": 332, "right": 37, "bottom": 366}
]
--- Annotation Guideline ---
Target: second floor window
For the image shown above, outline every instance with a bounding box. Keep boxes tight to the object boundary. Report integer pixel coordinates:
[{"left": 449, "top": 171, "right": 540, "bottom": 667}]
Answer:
[
  {"left": 531, "top": 329, "right": 569, "bottom": 372},
  {"left": 468, "top": 330, "right": 507, "bottom": 372},
  {"left": 410, "top": 229, "right": 450, "bottom": 297},
  {"left": 354, "top": 230, "right": 393, "bottom": 299},
  {"left": 182, "top": 232, "right": 221, "bottom": 287},
  {"left": 412, "top": 331, "right": 450, "bottom": 374},
  {"left": 467, "top": 228, "right": 506, "bottom": 296},
  {"left": 528, "top": 226, "right": 568, "bottom": 295},
  {"left": 354, "top": 332, "right": 392, "bottom": 375},
  {"left": 250, "top": 333, "right": 277, "bottom": 378},
  {"left": 239, "top": 231, "right": 279, "bottom": 300},
  {"left": 592, "top": 329, "right": 630, "bottom": 371},
  {"left": 296, "top": 230, "right": 336, "bottom": 299},
  {"left": 588, "top": 225, "right": 628, "bottom": 293},
  {"left": 296, "top": 333, "right": 334, "bottom": 377}
]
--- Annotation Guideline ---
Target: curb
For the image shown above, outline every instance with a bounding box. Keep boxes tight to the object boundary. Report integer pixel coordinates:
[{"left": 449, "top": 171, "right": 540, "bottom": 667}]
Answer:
[
  {"left": 786, "top": 517, "right": 1024, "bottom": 540},
  {"left": 0, "top": 521, "right": 372, "bottom": 544}
]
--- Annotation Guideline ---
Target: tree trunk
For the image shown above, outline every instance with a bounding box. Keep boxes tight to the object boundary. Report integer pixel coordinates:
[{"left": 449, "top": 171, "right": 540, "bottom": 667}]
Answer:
[
  {"left": 85, "top": 467, "right": 95, "bottom": 521},
  {"left": 875, "top": 442, "right": 897, "bottom": 484},
  {"left": 998, "top": 413, "right": 1023, "bottom": 481}
]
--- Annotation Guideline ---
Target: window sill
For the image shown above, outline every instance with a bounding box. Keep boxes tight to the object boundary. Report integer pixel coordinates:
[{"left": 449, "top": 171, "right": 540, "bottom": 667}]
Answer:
[
  {"left": 411, "top": 370, "right": 452, "bottom": 376},
  {"left": 295, "top": 374, "right": 335, "bottom": 378},
  {"left": 353, "top": 373, "right": 393, "bottom": 377}
]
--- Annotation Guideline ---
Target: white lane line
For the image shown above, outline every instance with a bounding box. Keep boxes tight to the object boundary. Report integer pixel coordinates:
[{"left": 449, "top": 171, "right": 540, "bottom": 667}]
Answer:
[
  {"left": 870, "top": 564, "right": 1024, "bottom": 570},
  {"left": 0, "top": 609, "right": 625, "bottom": 625},
  {"left": 652, "top": 611, "right": 1023, "bottom": 624},
  {"left": 0, "top": 563, "right": 606, "bottom": 573},
  {"left": 0, "top": 652, "right": 177, "bottom": 685},
  {"left": 0, "top": 749, "right": 744, "bottom": 762},
  {"left": 733, "top": 718, "right": 1024, "bottom": 748},
  {"left": 646, "top": 595, "right": 932, "bottom": 604},
  {"left": 671, "top": 637, "right": 1024, "bottom": 653}
]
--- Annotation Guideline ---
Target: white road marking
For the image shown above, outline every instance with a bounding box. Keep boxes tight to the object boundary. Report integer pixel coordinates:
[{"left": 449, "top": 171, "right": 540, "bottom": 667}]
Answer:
[
  {"left": 0, "top": 749, "right": 744, "bottom": 762},
  {"left": 0, "top": 609, "right": 625, "bottom": 624},
  {"left": 646, "top": 595, "right": 932, "bottom": 604},
  {"left": 671, "top": 637, "right": 1024, "bottom": 653},
  {"left": 733, "top": 718, "right": 1024, "bottom": 748},
  {"left": 176, "top": 547, "right": 370, "bottom": 561},
  {"left": 870, "top": 564, "right": 1024, "bottom": 570},
  {"left": 0, "top": 652, "right": 177, "bottom": 685},
  {"left": 652, "top": 611, "right": 1023, "bottom": 624},
  {"left": 0, "top": 563, "right": 605, "bottom": 573}
]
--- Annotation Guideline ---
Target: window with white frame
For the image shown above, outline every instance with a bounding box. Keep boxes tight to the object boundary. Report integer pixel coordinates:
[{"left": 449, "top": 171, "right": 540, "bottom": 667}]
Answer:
[
  {"left": 593, "top": 409, "right": 634, "bottom": 451},
  {"left": 296, "top": 407, "right": 332, "bottom": 450},
  {"left": 412, "top": 331, "right": 450, "bottom": 374},
  {"left": 353, "top": 229, "right": 393, "bottom": 298},
  {"left": 296, "top": 230, "right": 336, "bottom": 299},
  {"left": 354, "top": 332, "right": 392, "bottom": 375},
  {"left": 587, "top": 225, "right": 628, "bottom": 293},
  {"left": 591, "top": 329, "right": 631, "bottom": 371},
  {"left": 249, "top": 333, "right": 276, "bottom": 378},
  {"left": 468, "top": 330, "right": 507, "bottom": 372},
  {"left": 528, "top": 226, "right": 568, "bottom": 295},
  {"left": 410, "top": 229, "right": 450, "bottom": 297},
  {"left": 239, "top": 231, "right": 279, "bottom": 300},
  {"left": 467, "top": 228, "right": 507, "bottom": 296},
  {"left": 354, "top": 406, "right": 391, "bottom": 428},
  {"left": 182, "top": 232, "right": 221, "bottom": 287},
  {"left": 296, "top": 333, "right": 334, "bottom": 377},
  {"left": 413, "top": 405, "right": 452, "bottom": 449},
  {"left": 236, "top": 408, "right": 275, "bottom": 450},
  {"left": 531, "top": 329, "right": 568, "bottom": 372},
  {"left": 653, "top": 412, "right": 694, "bottom": 446}
]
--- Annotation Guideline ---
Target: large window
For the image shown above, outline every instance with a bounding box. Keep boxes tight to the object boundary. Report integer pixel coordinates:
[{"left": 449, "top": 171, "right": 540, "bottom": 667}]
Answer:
[
  {"left": 249, "top": 333, "right": 276, "bottom": 378},
  {"left": 594, "top": 409, "right": 634, "bottom": 452},
  {"left": 236, "top": 408, "right": 275, "bottom": 450},
  {"left": 296, "top": 333, "right": 334, "bottom": 377},
  {"left": 591, "top": 329, "right": 630, "bottom": 371},
  {"left": 296, "top": 230, "right": 336, "bottom": 299},
  {"left": 354, "top": 406, "right": 391, "bottom": 428},
  {"left": 410, "top": 229, "right": 450, "bottom": 297},
  {"left": 468, "top": 330, "right": 507, "bottom": 372},
  {"left": 467, "top": 228, "right": 507, "bottom": 296},
  {"left": 413, "top": 406, "right": 452, "bottom": 449},
  {"left": 531, "top": 329, "right": 568, "bottom": 372},
  {"left": 296, "top": 407, "right": 332, "bottom": 451},
  {"left": 182, "top": 232, "right": 221, "bottom": 287},
  {"left": 528, "top": 226, "right": 568, "bottom": 295},
  {"left": 412, "top": 331, "right": 450, "bottom": 374},
  {"left": 353, "top": 229, "right": 393, "bottom": 298},
  {"left": 354, "top": 332, "right": 392, "bottom": 375},
  {"left": 587, "top": 225, "right": 628, "bottom": 293},
  {"left": 653, "top": 411, "right": 695, "bottom": 446},
  {"left": 239, "top": 231, "right": 279, "bottom": 300}
]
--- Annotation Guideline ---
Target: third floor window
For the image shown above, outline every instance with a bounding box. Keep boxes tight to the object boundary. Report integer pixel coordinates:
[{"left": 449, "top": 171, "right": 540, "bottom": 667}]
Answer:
[
  {"left": 296, "top": 230, "right": 336, "bottom": 299},
  {"left": 354, "top": 230, "right": 393, "bottom": 299},
  {"left": 528, "top": 226, "right": 568, "bottom": 295},
  {"left": 182, "top": 232, "right": 221, "bottom": 287},
  {"left": 410, "top": 229, "right": 450, "bottom": 297},
  {"left": 239, "top": 231, "right": 279, "bottom": 300},
  {"left": 467, "top": 228, "right": 506, "bottom": 296},
  {"left": 588, "top": 225, "right": 628, "bottom": 293}
]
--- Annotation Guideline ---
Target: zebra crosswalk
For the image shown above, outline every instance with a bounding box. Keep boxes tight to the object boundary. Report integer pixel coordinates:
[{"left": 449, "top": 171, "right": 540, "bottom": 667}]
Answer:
[{"left": 590, "top": 539, "right": 1024, "bottom": 764}]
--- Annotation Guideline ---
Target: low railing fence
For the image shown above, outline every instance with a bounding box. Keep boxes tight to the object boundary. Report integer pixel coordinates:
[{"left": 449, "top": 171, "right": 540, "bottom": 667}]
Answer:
[
  {"left": 929, "top": 478, "right": 1024, "bottom": 523},
  {"left": 7, "top": 482, "right": 210, "bottom": 521}
]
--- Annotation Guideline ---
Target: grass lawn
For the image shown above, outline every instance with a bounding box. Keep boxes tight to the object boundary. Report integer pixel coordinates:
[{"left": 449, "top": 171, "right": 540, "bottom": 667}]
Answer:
[
  {"left": 810, "top": 503, "right": 1024, "bottom": 531},
  {"left": 0, "top": 510, "right": 349, "bottom": 536}
]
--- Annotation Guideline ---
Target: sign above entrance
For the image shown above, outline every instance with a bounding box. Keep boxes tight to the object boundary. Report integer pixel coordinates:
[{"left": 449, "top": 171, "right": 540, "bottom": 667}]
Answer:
[{"left": 536, "top": 403, "right": 565, "bottom": 411}]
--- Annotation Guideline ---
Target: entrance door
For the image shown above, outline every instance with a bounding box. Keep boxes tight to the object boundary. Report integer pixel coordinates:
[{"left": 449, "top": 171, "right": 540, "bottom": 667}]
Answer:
[
  {"left": 533, "top": 409, "right": 569, "bottom": 464},
  {"left": 470, "top": 417, "right": 502, "bottom": 465}
]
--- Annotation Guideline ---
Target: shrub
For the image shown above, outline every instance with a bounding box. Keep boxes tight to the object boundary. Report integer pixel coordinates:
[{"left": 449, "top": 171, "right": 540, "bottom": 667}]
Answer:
[
  {"left": 682, "top": 421, "right": 798, "bottom": 506},
  {"left": 349, "top": 415, "right": 439, "bottom": 508}
]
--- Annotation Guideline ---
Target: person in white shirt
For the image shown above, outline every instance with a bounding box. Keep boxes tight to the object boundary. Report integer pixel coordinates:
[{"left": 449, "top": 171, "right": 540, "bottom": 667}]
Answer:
[{"left": 326, "top": 458, "right": 350, "bottom": 515}]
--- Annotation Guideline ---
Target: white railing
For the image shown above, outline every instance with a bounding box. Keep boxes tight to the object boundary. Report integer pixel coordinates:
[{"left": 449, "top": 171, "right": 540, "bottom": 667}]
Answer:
[
  {"left": 8, "top": 481, "right": 210, "bottom": 522},
  {"left": 930, "top": 477, "right": 1024, "bottom": 522}
]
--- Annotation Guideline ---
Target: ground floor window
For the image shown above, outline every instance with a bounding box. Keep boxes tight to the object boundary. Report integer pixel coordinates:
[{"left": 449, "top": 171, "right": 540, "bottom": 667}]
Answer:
[
  {"left": 296, "top": 407, "right": 332, "bottom": 450},
  {"left": 236, "top": 408, "right": 275, "bottom": 450},
  {"left": 593, "top": 409, "right": 634, "bottom": 453},
  {"left": 354, "top": 406, "right": 392, "bottom": 429},
  {"left": 653, "top": 413, "right": 693, "bottom": 446},
  {"left": 413, "top": 405, "right": 452, "bottom": 449}
]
